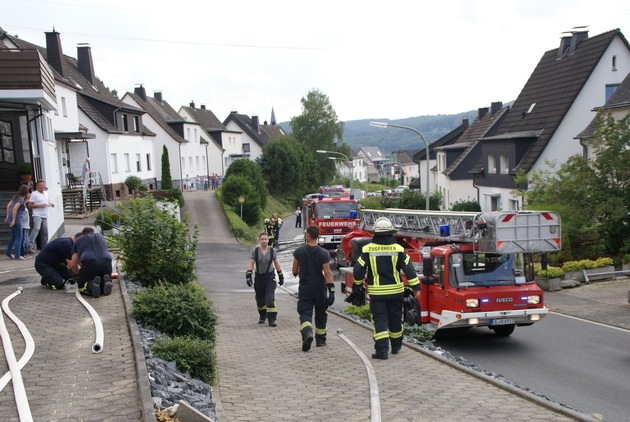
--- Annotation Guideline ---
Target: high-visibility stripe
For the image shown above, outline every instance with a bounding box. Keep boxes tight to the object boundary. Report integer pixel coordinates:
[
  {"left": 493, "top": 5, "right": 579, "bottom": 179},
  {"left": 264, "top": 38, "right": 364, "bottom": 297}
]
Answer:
[
  {"left": 374, "top": 331, "right": 389, "bottom": 341},
  {"left": 389, "top": 329, "right": 403, "bottom": 339},
  {"left": 300, "top": 321, "right": 312, "bottom": 331},
  {"left": 315, "top": 327, "right": 327, "bottom": 335}
]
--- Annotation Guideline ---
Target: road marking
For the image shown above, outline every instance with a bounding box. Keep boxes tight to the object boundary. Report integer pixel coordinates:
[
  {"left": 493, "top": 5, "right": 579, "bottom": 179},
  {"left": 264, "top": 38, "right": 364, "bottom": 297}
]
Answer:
[
  {"left": 337, "top": 331, "right": 381, "bottom": 422},
  {"left": 551, "top": 312, "right": 630, "bottom": 333}
]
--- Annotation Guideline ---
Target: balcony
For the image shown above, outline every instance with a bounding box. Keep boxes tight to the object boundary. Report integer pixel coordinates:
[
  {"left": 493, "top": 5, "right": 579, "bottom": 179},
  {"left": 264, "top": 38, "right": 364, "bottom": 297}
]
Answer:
[{"left": 0, "top": 49, "right": 56, "bottom": 109}]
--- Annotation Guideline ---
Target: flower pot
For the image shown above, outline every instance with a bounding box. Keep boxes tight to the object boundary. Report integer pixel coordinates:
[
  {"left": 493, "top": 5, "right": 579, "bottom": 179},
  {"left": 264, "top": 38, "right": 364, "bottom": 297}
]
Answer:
[
  {"left": 536, "top": 278, "right": 562, "bottom": 292},
  {"left": 20, "top": 174, "right": 32, "bottom": 183}
]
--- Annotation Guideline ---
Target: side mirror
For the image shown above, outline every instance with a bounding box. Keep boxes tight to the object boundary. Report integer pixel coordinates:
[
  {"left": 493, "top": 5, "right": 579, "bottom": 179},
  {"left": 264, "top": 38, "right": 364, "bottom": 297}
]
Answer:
[
  {"left": 422, "top": 257, "right": 433, "bottom": 277},
  {"left": 422, "top": 276, "right": 434, "bottom": 285}
]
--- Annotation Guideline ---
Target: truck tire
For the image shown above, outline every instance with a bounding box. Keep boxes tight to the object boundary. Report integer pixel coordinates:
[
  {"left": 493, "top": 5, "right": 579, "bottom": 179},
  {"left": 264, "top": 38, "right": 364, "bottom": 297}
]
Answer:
[
  {"left": 403, "top": 297, "right": 422, "bottom": 325},
  {"left": 492, "top": 324, "right": 515, "bottom": 337}
]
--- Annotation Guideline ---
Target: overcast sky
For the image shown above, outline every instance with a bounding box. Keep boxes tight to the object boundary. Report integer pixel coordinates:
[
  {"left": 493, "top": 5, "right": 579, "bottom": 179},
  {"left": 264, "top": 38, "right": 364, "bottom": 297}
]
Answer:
[{"left": 2, "top": 0, "right": 629, "bottom": 124}]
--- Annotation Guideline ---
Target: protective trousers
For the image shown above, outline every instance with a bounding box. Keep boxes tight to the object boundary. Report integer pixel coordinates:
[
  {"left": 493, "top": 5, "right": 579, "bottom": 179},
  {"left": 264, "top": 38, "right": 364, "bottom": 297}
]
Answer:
[
  {"left": 369, "top": 295, "right": 404, "bottom": 353},
  {"left": 254, "top": 272, "right": 277, "bottom": 322},
  {"left": 36, "top": 262, "right": 74, "bottom": 290},
  {"left": 297, "top": 283, "right": 328, "bottom": 344}
]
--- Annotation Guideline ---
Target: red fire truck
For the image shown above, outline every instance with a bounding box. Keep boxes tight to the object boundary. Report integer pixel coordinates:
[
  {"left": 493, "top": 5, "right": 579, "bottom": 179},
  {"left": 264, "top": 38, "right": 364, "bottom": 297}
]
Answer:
[
  {"left": 340, "top": 208, "right": 561, "bottom": 336},
  {"left": 303, "top": 194, "right": 360, "bottom": 258}
]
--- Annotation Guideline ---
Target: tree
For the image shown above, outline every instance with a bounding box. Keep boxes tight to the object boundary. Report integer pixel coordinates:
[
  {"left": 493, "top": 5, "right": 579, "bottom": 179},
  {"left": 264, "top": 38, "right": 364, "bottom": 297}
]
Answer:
[
  {"left": 260, "top": 136, "right": 308, "bottom": 196},
  {"left": 220, "top": 174, "right": 261, "bottom": 226},
  {"left": 224, "top": 159, "right": 268, "bottom": 209},
  {"left": 290, "top": 89, "right": 344, "bottom": 188},
  {"left": 161, "top": 145, "right": 173, "bottom": 190}
]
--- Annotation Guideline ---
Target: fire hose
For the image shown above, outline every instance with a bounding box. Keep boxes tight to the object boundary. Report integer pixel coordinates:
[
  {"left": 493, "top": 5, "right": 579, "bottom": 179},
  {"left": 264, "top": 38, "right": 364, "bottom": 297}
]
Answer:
[
  {"left": 74, "top": 290, "right": 104, "bottom": 353},
  {"left": 0, "top": 287, "right": 34, "bottom": 421}
]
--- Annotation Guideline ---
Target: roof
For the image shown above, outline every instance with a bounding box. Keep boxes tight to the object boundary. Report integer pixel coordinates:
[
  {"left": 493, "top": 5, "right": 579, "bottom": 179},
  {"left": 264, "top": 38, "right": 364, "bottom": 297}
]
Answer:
[
  {"left": 223, "top": 112, "right": 285, "bottom": 147},
  {"left": 413, "top": 118, "right": 469, "bottom": 162},
  {"left": 578, "top": 70, "right": 630, "bottom": 138},
  {"left": 127, "top": 91, "right": 187, "bottom": 143},
  {"left": 487, "top": 29, "right": 630, "bottom": 172},
  {"left": 358, "top": 146, "right": 386, "bottom": 164},
  {"left": 181, "top": 106, "right": 226, "bottom": 131}
]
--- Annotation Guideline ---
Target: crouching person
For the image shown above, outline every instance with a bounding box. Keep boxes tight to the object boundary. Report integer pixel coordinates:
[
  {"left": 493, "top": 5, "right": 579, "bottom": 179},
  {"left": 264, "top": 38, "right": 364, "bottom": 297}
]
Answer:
[
  {"left": 69, "top": 227, "right": 113, "bottom": 298},
  {"left": 35, "top": 232, "right": 83, "bottom": 290}
]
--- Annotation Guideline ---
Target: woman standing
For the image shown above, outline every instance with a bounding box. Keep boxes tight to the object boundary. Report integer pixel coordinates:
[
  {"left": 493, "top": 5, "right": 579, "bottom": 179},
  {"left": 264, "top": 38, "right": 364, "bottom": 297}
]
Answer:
[{"left": 5, "top": 185, "right": 29, "bottom": 260}]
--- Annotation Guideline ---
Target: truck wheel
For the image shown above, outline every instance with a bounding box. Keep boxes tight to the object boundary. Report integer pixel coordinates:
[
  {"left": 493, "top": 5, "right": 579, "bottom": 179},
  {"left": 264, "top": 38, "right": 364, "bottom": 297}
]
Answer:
[
  {"left": 492, "top": 324, "right": 515, "bottom": 337},
  {"left": 403, "top": 297, "right": 422, "bottom": 325}
]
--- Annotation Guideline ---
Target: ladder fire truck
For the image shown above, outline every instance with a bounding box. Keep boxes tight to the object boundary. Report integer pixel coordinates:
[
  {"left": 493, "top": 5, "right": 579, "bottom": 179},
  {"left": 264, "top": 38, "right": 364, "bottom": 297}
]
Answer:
[
  {"left": 303, "top": 194, "right": 360, "bottom": 257},
  {"left": 340, "top": 208, "right": 561, "bottom": 336}
]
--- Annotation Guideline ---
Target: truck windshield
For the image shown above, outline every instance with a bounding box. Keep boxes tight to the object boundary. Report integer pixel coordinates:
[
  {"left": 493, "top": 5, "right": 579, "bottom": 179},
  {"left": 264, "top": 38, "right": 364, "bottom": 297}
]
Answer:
[
  {"left": 449, "top": 252, "right": 530, "bottom": 287},
  {"left": 314, "top": 202, "right": 358, "bottom": 218}
]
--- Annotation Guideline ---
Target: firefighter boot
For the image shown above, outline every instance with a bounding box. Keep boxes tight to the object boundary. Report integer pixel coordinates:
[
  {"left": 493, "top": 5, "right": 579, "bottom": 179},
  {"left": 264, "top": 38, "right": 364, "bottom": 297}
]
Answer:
[
  {"left": 258, "top": 310, "right": 267, "bottom": 324},
  {"left": 315, "top": 334, "right": 326, "bottom": 347},
  {"left": 301, "top": 327, "right": 314, "bottom": 352},
  {"left": 372, "top": 351, "right": 389, "bottom": 360},
  {"left": 391, "top": 338, "right": 403, "bottom": 355},
  {"left": 268, "top": 313, "right": 277, "bottom": 327}
]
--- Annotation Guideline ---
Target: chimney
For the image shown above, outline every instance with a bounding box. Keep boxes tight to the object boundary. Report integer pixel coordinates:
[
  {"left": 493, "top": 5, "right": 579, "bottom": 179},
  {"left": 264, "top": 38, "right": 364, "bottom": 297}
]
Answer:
[
  {"left": 45, "top": 29, "right": 65, "bottom": 77},
  {"left": 154, "top": 91, "right": 163, "bottom": 103},
  {"left": 134, "top": 85, "right": 147, "bottom": 101},
  {"left": 569, "top": 28, "right": 589, "bottom": 55},
  {"left": 251, "top": 115, "right": 260, "bottom": 133},
  {"left": 200, "top": 104, "right": 206, "bottom": 110},
  {"left": 490, "top": 101, "right": 503, "bottom": 115},
  {"left": 190, "top": 101, "right": 195, "bottom": 109},
  {"left": 478, "top": 107, "right": 489, "bottom": 120},
  {"left": 462, "top": 117, "right": 469, "bottom": 128},
  {"left": 77, "top": 44, "right": 95, "bottom": 84}
]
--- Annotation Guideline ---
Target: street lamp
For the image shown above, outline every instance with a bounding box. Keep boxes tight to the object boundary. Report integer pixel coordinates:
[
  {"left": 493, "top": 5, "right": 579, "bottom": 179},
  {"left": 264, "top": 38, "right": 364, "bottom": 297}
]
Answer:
[
  {"left": 369, "top": 122, "right": 430, "bottom": 210},
  {"left": 316, "top": 150, "right": 354, "bottom": 195}
]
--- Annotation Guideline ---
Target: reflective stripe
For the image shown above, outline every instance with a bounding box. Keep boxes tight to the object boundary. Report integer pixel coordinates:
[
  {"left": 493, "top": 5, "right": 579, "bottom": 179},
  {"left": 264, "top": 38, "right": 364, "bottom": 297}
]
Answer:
[
  {"left": 300, "top": 321, "right": 312, "bottom": 331},
  {"left": 257, "top": 305, "right": 267, "bottom": 311},
  {"left": 389, "top": 329, "right": 403, "bottom": 339},
  {"left": 315, "top": 327, "right": 327, "bottom": 335},
  {"left": 373, "top": 331, "right": 389, "bottom": 341}
]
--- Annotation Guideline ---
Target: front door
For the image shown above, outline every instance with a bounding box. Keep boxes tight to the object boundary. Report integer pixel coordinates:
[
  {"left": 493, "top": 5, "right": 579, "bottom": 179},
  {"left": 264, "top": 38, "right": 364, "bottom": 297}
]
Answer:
[{"left": 0, "top": 113, "right": 28, "bottom": 191}]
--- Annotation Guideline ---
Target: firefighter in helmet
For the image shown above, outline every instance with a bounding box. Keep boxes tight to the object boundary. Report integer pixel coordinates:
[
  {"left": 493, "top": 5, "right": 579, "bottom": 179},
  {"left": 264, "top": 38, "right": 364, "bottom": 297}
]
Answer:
[
  {"left": 353, "top": 217, "right": 421, "bottom": 359},
  {"left": 264, "top": 218, "right": 275, "bottom": 248}
]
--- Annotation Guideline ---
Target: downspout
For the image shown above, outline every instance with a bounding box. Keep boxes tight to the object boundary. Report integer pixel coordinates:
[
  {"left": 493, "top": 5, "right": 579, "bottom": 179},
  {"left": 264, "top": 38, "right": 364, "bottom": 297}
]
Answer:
[
  {"left": 472, "top": 169, "right": 482, "bottom": 204},
  {"left": 27, "top": 105, "right": 44, "bottom": 180},
  {"left": 178, "top": 142, "right": 183, "bottom": 190},
  {"left": 205, "top": 142, "right": 209, "bottom": 181}
]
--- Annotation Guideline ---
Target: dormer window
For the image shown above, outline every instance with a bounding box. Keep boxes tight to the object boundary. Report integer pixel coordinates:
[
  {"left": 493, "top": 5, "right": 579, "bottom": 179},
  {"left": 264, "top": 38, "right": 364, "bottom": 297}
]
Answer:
[
  {"left": 133, "top": 116, "right": 139, "bottom": 133},
  {"left": 606, "top": 84, "right": 619, "bottom": 102}
]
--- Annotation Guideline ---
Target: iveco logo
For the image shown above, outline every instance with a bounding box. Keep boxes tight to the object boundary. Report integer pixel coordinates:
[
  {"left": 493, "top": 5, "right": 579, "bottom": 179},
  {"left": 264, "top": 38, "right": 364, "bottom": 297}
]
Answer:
[{"left": 496, "top": 297, "right": 513, "bottom": 303}]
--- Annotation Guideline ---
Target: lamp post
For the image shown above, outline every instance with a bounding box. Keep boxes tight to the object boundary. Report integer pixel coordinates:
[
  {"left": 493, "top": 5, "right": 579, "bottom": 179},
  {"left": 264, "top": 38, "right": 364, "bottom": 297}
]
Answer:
[
  {"left": 316, "top": 150, "right": 354, "bottom": 195},
  {"left": 369, "top": 122, "right": 430, "bottom": 210}
]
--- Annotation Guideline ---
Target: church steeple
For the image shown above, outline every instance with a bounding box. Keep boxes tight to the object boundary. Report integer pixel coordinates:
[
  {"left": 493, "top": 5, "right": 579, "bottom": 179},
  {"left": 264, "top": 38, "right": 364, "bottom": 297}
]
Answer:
[{"left": 270, "top": 107, "right": 277, "bottom": 126}]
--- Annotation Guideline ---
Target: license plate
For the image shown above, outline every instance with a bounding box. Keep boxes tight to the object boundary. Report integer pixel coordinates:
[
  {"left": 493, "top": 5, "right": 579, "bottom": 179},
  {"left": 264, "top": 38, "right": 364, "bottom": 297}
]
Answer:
[{"left": 490, "top": 318, "right": 515, "bottom": 326}]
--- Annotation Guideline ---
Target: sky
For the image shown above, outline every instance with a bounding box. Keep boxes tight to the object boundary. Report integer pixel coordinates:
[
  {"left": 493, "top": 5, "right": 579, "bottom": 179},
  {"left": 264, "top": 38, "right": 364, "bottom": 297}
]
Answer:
[{"left": 2, "top": 0, "right": 629, "bottom": 124}]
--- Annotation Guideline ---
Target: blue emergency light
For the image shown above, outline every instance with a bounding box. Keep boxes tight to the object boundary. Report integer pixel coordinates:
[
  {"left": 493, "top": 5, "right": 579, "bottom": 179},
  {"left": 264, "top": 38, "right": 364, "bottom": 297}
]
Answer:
[{"left": 439, "top": 224, "right": 450, "bottom": 237}]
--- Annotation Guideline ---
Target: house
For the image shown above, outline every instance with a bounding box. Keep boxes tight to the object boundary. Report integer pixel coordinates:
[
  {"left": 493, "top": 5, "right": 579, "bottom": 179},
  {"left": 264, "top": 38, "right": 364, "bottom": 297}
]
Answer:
[
  {"left": 357, "top": 146, "right": 386, "bottom": 182},
  {"left": 222, "top": 109, "right": 285, "bottom": 167},
  {"left": 352, "top": 153, "right": 368, "bottom": 183},
  {"left": 471, "top": 28, "right": 630, "bottom": 211},
  {"left": 394, "top": 150, "right": 418, "bottom": 186},
  {"left": 179, "top": 102, "right": 225, "bottom": 176}
]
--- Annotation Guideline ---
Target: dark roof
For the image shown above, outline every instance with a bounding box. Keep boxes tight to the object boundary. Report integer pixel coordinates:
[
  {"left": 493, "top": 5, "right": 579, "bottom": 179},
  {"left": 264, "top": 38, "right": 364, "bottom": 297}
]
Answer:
[
  {"left": 181, "top": 106, "right": 226, "bottom": 131},
  {"left": 223, "top": 112, "right": 285, "bottom": 147},
  {"left": 487, "top": 29, "right": 630, "bottom": 172},
  {"left": 127, "top": 92, "right": 187, "bottom": 143},
  {"left": 412, "top": 118, "right": 468, "bottom": 162},
  {"left": 577, "top": 70, "right": 630, "bottom": 138}
]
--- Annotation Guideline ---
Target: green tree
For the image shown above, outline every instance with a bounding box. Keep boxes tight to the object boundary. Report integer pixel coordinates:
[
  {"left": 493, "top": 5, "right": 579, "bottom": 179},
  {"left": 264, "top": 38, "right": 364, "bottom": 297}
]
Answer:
[
  {"left": 125, "top": 175, "right": 143, "bottom": 197},
  {"left": 260, "top": 136, "right": 307, "bottom": 196},
  {"left": 451, "top": 200, "right": 481, "bottom": 212},
  {"left": 224, "top": 159, "right": 268, "bottom": 209},
  {"left": 290, "top": 89, "right": 344, "bottom": 188},
  {"left": 161, "top": 145, "right": 173, "bottom": 190},
  {"left": 220, "top": 174, "right": 261, "bottom": 226}
]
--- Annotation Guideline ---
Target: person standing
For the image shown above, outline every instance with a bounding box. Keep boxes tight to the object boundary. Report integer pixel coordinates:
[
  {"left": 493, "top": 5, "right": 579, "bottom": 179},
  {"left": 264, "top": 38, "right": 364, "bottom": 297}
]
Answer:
[
  {"left": 272, "top": 213, "right": 283, "bottom": 247},
  {"left": 353, "top": 217, "right": 421, "bottom": 360},
  {"left": 292, "top": 224, "right": 334, "bottom": 351},
  {"left": 5, "top": 185, "right": 29, "bottom": 260},
  {"left": 295, "top": 207, "right": 302, "bottom": 228},
  {"left": 245, "top": 232, "right": 284, "bottom": 327},
  {"left": 35, "top": 232, "right": 82, "bottom": 290},
  {"left": 82, "top": 157, "right": 91, "bottom": 186},
  {"left": 264, "top": 218, "right": 275, "bottom": 248},
  {"left": 69, "top": 227, "right": 113, "bottom": 298},
  {"left": 27, "top": 179, "right": 55, "bottom": 253},
  {"left": 20, "top": 191, "right": 31, "bottom": 259}
]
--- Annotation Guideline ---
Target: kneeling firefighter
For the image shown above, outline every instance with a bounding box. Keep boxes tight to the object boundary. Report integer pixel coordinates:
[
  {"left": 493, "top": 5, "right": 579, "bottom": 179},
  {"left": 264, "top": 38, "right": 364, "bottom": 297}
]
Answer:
[
  {"left": 246, "top": 231, "right": 284, "bottom": 326},
  {"left": 353, "top": 217, "right": 421, "bottom": 360}
]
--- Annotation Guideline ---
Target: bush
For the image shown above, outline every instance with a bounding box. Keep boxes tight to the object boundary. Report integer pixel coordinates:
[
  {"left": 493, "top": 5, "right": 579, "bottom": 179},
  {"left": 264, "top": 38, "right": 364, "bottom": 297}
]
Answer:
[
  {"left": 562, "top": 258, "right": 614, "bottom": 272},
  {"left": 343, "top": 304, "right": 371, "bottom": 320},
  {"left": 403, "top": 323, "right": 435, "bottom": 343},
  {"left": 224, "top": 158, "right": 268, "bottom": 209},
  {"left": 125, "top": 175, "right": 143, "bottom": 194},
  {"left": 153, "top": 336, "right": 217, "bottom": 384},
  {"left": 534, "top": 265, "right": 565, "bottom": 279},
  {"left": 94, "top": 207, "right": 122, "bottom": 231},
  {"left": 220, "top": 174, "right": 261, "bottom": 226},
  {"left": 131, "top": 282, "right": 217, "bottom": 340},
  {"left": 118, "top": 198, "right": 198, "bottom": 286},
  {"left": 451, "top": 200, "right": 481, "bottom": 212},
  {"left": 622, "top": 254, "right": 630, "bottom": 264},
  {"left": 359, "top": 196, "right": 384, "bottom": 210}
]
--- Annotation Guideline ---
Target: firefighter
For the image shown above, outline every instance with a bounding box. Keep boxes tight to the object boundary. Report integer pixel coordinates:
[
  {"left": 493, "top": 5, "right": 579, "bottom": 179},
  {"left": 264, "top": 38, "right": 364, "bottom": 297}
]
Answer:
[
  {"left": 353, "top": 217, "right": 421, "bottom": 360},
  {"left": 292, "top": 224, "right": 334, "bottom": 351},
  {"left": 246, "top": 231, "right": 284, "bottom": 326},
  {"left": 264, "top": 218, "right": 275, "bottom": 248},
  {"left": 272, "top": 213, "right": 283, "bottom": 247}
]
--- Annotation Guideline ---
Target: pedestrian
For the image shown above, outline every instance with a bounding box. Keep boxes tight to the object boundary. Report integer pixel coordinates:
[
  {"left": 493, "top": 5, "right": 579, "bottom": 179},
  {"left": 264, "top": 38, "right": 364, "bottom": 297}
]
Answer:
[
  {"left": 203, "top": 175, "right": 209, "bottom": 191},
  {"left": 295, "top": 207, "right": 302, "bottom": 228},
  {"left": 68, "top": 227, "right": 113, "bottom": 298},
  {"left": 27, "top": 179, "right": 55, "bottom": 253},
  {"left": 292, "top": 224, "right": 334, "bottom": 351},
  {"left": 353, "top": 217, "right": 421, "bottom": 359},
  {"left": 264, "top": 218, "right": 275, "bottom": 248},
  {"left": 82, "top": 157, "right": 90, "bottom": 186},
  {"left": 35, "top": 232, "right": 83, "bottom": 290},
  {"left": 4, "top": 185, "right": 29, "bottom": 260},
  {"left": 245, "top": 232, "right": 284, "bottom": 327},
  {"left": 20, "top": 191, "right": 31, "bottom": 259},
  {"left": 272, "top": 213, "right": 283, "bottom": 247}
]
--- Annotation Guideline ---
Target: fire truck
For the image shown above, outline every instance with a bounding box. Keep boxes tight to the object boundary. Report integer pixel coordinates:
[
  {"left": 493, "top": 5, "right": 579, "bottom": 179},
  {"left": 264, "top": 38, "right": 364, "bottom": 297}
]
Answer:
[
  {"left": 340, "top": 208, "right": 561, "bottom": 336},
  {"left": 303, "top": 194, "right": 360, "bottom": 258}
]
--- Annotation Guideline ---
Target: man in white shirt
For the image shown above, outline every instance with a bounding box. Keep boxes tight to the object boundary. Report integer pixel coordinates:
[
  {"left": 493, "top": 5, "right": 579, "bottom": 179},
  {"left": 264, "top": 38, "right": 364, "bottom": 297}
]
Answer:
[{"left": 27, "top": 179, "right": 54, "bottom": 253}]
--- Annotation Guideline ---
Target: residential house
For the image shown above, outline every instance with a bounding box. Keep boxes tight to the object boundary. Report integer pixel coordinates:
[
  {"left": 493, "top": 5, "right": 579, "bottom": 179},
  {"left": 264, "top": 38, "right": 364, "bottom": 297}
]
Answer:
[
  {"left": 394, "top": 150, "right": 418, "bottom": 186},
  {"left": 179, "top": 102, "right": 225, "bottom": 177},
  {"left": 357, "top": 146, "right": 386, "bottom": 182},
  {"left": 123, "top": 87, "right": 209, "bottom": 190},
  {"left": 473, "top": 28, "right": 630, "bottom": 211},
  {"left": 352, "top": 153, "right": 368, "bottom": 183},
  {"left": 222, "top": 109, "right": 285, "bottom": 167}
]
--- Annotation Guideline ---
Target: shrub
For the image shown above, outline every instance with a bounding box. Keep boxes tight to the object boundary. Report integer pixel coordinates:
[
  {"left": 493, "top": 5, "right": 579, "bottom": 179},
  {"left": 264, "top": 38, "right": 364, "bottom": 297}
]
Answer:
[
  {"left": 220, "top": 174, "right": 261, "bottom": 226},
  {"left": 343, "top": 304, "right": 371, "bottom": 321},
  {"left": 153, "top": 336, "right": 217, "bottom": 384},
  {"left": 359, "top": 196, "right": 384, "bottom": 210},
  {"left": 118, "top": 198, "right": 198, "bottom": 286},
  {"left": 131, "top": 282, "right": 217, "bottom": 341},
  {"left": 125, "top": 175, "right": 143, "bottom": 194},
  {"left": 622, "top": 254, "right": 630, "bottom": 264},
  {"left": 562, "top": 258, "right": 614, "bottom": 272},
  {"left": 534, "top": 265, "right": 564, "bottom": 279},
  {"left": 94, "top": 207, "right": 122, "bottom": 231},
  {"left": 224, "top": 158, "right": 268, "bottom": 209},
  {"left": 451, "top": 200, "right": 481, "bottom": 212},
  {"left": 403, "top": 323, "right": 435, "bottom": 343}
]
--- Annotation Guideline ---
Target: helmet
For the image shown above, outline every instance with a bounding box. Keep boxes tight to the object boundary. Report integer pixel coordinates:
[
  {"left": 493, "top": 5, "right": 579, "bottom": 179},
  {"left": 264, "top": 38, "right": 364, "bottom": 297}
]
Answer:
[
  {"left": 373, "top": 217, "right": 397, "bottom": 235},
  {"left": 264, "top": 218, "right": 270, "bottom": 224}
]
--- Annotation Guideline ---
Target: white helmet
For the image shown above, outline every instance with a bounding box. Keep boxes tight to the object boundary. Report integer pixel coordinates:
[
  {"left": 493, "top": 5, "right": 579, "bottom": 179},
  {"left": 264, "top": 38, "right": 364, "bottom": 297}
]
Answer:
[
  {"left": 264, "top": 218, "right": 270, "bottom": 224},
  {"left": 373, "top": 217, "right": 397, "bottom": 235}
]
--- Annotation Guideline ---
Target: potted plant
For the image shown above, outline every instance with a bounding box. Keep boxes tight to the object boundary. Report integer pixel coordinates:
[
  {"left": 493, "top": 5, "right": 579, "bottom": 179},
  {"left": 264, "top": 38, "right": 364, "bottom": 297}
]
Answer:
[
  {"left": 534, "top": 265, "right": 564, "bottom": 292},
  {"left": 561, "top": 258, "right": 615, "bottom": 282},
  {"left": 17, "top": 163, "right": 32, "bottom": 183}
]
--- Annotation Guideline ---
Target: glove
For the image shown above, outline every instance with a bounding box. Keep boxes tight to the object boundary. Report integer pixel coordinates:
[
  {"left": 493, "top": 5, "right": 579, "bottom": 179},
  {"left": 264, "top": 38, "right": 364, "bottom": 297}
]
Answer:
[
  {"left": 245, "top": 270, "right": 253, "bottom": 287},
  {"left": 327, "top": 284, "right": 335, "bottom": 307},
  {"left": 345, "top": 284, "right": 366, "bottom": 306},
  {"left": 278, "top": 271, "right": 285, "bottom": 286}
]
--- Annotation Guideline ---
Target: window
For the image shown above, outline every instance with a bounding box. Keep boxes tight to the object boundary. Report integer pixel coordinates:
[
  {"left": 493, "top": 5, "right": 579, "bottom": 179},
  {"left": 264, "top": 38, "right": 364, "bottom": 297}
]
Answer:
[
  {"left": 196, "top": 156, "right": 199, "bottom": 170},
  {"left": 146, "top": 153, "right": 151, "bottom": 171},
  {"left": 61, "top": 97, "right": 67, "bottom": 117},
  {"left": 194, "top": 128, "right": 198, "bottom": 142},
  {"left": 124, "top": 153, "right": 130, "bottom": 172},
  {"left": 136, "top": 154, "right": 141, "bottom": 172},
  {"left": 491, "top": 195, "right": 500, "bottom": 211},
  {"left": 181, "top": 158, "right": 185, "bottom": 171},
  {"left": 612, "top": 55, "right": 617, "bottom": 71},
  {"left": 189, "top": 157, "right": 193, "bottom": 171},
  {"left": 133, "top": 116, "right": 139, "bottom": 133},
  {"left": 111, "top": 153, "right": 118, "bottom": 173},
  {"left": 606, "top": 84, "right": 619, "bottom": 102},
  {"left": 500, "top": 154, "right": 509, "bottom": 174},
  {"left": 186, "top": 128, "right": 191, "bottom": 141},
  {"left": 122, "top": 114, "right": 129, "bottom": 131},
  {"left": 488, "top": 155, "right": 496, "bottom": 173}
]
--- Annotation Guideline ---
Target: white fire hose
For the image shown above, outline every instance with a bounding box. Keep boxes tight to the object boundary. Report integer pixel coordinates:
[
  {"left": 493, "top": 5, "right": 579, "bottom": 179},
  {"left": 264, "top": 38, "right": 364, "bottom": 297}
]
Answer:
[
  {"left": 0, "top": 287, "right": 34, "bottom": 421},
  {"left": 75, "top": 290, "right": 104, "bottom": 353}
]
